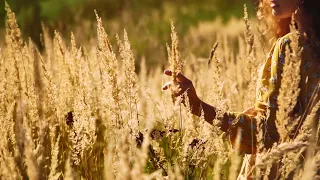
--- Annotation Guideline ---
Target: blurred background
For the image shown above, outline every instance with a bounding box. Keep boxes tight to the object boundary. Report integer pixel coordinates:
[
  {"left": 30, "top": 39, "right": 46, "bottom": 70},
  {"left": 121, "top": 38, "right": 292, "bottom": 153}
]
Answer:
[{"left": 0, "top": 0, "right": 257, "bottom": 68}]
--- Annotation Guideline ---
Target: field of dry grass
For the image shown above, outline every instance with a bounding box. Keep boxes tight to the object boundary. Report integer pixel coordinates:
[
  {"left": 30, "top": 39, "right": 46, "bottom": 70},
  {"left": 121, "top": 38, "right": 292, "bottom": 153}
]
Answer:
[{"left": 1, "top": 3, "right": 320, "bottom": 180}]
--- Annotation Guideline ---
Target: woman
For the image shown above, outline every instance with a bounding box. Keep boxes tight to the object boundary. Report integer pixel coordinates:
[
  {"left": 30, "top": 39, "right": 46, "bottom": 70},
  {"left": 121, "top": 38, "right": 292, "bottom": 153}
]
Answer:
[{"left": 162, "top": 0, "right": 320, "bottom": 178}]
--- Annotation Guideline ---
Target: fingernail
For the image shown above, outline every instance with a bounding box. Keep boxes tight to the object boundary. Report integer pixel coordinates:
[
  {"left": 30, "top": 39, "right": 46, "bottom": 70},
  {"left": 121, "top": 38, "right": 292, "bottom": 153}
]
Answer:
[{"left": 162, "top": 85, "right": 168, "bottom": 90}]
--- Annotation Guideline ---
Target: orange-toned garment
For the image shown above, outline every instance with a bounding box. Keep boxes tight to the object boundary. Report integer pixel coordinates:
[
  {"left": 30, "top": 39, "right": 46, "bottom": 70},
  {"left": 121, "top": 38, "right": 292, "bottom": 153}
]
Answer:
[{"left": 218, "top": 32, "right": 320, "bottom": 154}]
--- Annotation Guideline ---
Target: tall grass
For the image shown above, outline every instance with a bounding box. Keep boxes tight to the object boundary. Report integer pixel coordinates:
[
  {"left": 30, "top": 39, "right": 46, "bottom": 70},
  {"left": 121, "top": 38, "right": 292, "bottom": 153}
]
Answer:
[{"left": 0, "top": 3, "right": 319, "bottom": 180}]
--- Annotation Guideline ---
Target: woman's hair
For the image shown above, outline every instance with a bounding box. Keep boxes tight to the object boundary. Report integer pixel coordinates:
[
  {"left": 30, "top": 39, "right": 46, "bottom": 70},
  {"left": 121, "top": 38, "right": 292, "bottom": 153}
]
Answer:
[
  {"left": 258, "top": 0, "right": 320, "bottom": 45},
  {"left": 257, "top": 0, "right": 287, "bottom": 39},
  {"left": 300, "top": 0, "right": 320, "bottom": 46}
]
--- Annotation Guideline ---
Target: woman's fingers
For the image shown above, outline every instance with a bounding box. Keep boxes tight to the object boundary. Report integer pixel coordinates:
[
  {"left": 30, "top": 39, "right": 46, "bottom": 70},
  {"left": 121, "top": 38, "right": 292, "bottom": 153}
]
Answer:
[
  {"left": 162, "top": 81, "right": 190, "bottom": 95},
  {"left": 164, "top": 70, "right": 191, "bottom": 84},
  {"left": 172, "top": 83, "right": 190, "bottom": 96},
  {"left": 164, "top": 69, "right": 172, "bottom": 76},
  {"left": 162, "top": 69, "right": 199, "bottom": 105},
  {"left": 162, "top": 81, "right": 172, "bottom": 90}
]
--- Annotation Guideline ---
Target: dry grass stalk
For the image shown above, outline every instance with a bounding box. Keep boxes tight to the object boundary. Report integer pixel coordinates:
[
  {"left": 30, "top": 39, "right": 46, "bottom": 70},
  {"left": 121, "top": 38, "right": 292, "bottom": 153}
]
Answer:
[
  {"left": 24, "top": 121, "right": 39, "bottom": 180},
  {"left": 0, "top": 101, "right": 21, "bottom": 180},
  {"left": 243, "top": 4, "right": 259, "bottom": 110},
  {"left": 301, "top": 151, "right": 320, "bottom": 180},
  {"left": 279, "top": 148, "right": 305, "bottom": 179},
  {"left": 255, "top": 141, "right": 308, "bottom": 167},
  {"left": 244, "top": 4, "right": 255, "bottom": 57},
  {"left": 295, "top": 99, "right": 320, "bottom": 142},
  {"left": 228, "top": 129, "right": 242, "bottom": 180},
  {"left": 208, "top": 42, "right": 219, "bottom": 66},
  {"left": 5, "top": 2, "right": 22, "bottom": 48},
  {"left": 63, "top": 156, "right": 74, "bottom": 180},
  {"left": 95, "top": 11, "right": 122, "bottom": 127},
  {"left": 167, "top": 21, "right": 185, "bottom": 103},
  {"left": 116, "top": 30, "right": 139, "bottom": 123},
  {"left": 48, "top": 134, "right": 61, "bottom": 180},
  {"left": 207, "top": 42, "right": 226, "bottom": 111},
  {"left": 276, "top": 34, "right": 302, "bottom": 142}
]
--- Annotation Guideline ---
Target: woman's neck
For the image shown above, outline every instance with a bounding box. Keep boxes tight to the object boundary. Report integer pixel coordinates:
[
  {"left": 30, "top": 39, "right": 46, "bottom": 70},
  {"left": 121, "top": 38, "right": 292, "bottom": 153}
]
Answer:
[
  {"left": 277, "top": 18, "right": 291, "bottom": 37},
  {"left": 277, "top": 15, "right": 308, "bottom": 38}
]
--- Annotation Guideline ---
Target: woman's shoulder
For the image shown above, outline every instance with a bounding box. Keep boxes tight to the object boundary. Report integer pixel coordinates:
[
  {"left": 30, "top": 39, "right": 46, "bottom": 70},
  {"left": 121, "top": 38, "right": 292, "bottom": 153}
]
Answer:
[
  {"left": 266, "top": 33, "right": 302, "bottom": 64},
  {"left": 266, "top": 32, "right": 306, "bottom": 64},
  {"left": 276, "top": 32, "right": 306, "bottom": 48},
  {"left": 268, "top": 32, "right": 307, "bottom": 57},
  {"left": 268, "top": 33, "right": 293, "bottom": 55}
]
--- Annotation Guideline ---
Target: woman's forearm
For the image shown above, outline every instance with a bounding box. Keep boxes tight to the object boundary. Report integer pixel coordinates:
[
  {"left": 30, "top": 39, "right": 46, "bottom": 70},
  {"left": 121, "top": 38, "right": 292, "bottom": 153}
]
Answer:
[{"left": 190, "top": 100, "right": 217, "bottom": 125}]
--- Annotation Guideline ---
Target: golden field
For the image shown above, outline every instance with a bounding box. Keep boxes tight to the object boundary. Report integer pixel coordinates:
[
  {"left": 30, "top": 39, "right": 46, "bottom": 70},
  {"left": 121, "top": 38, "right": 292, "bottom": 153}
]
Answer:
[{"left": 1, "top": 4, "right": 319, "bottom": 180}]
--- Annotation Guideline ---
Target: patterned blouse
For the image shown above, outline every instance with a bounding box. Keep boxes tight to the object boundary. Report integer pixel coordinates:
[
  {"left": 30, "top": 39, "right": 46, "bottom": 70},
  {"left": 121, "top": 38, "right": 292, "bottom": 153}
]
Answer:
[{"left": 219, "top": 33, "right": 320, "bottom": 154}]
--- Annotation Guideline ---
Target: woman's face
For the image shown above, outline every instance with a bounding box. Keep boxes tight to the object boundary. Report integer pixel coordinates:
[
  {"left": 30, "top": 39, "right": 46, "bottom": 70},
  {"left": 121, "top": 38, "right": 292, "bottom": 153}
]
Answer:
[{"left": 269, "top": 0, "right": 301, "bottom": 19}]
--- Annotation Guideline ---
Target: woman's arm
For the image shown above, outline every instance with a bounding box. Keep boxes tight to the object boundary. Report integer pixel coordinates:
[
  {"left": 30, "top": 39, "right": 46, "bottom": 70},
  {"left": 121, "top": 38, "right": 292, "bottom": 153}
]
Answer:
[
  {"left": 162, "top": 70, "right": 217, "bottom": 124},
  {"left": 162, "top": 69, "right": 258, "bottom": 153},
  {"left": 162, "top": 35, "right": 293, "bottom": 155},
  {"left": 162, "top": 70, "right": 240, "bottom": 131},
  {"left": 190, "top": 100, "right": 217, "bottom": 124}
]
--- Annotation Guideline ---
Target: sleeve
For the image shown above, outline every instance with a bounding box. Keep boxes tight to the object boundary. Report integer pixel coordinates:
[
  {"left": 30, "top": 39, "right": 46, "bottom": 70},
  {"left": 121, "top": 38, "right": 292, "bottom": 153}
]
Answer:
[{"left": 217, "top": 37, "right": 290, "bottom": 154}]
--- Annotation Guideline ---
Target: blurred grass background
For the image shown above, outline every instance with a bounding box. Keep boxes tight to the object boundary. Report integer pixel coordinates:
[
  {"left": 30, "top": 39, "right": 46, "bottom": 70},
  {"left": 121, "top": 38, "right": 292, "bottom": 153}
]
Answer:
[{"left": 0, "top": 0, "right": 256, "bottom": 68}]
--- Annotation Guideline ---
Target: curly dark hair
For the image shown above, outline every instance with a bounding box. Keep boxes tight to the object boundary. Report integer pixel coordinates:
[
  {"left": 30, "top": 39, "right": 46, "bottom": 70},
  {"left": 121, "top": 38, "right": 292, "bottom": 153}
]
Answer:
[
  {"left": 300, "top": 0, "right": 320, "bottom": 46},
  {"left": 258, "top": 0, "right": 320, "bottom": 45}
]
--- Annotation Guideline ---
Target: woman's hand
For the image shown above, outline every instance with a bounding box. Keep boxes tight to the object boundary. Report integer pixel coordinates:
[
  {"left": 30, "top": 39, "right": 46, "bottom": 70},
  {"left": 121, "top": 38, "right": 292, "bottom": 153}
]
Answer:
[
  {"left": 162, "top": 69, "right": 219, "bottom": 124},
  {"left": 162, "top": 69, "right": 201, "bottom": 108}
]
